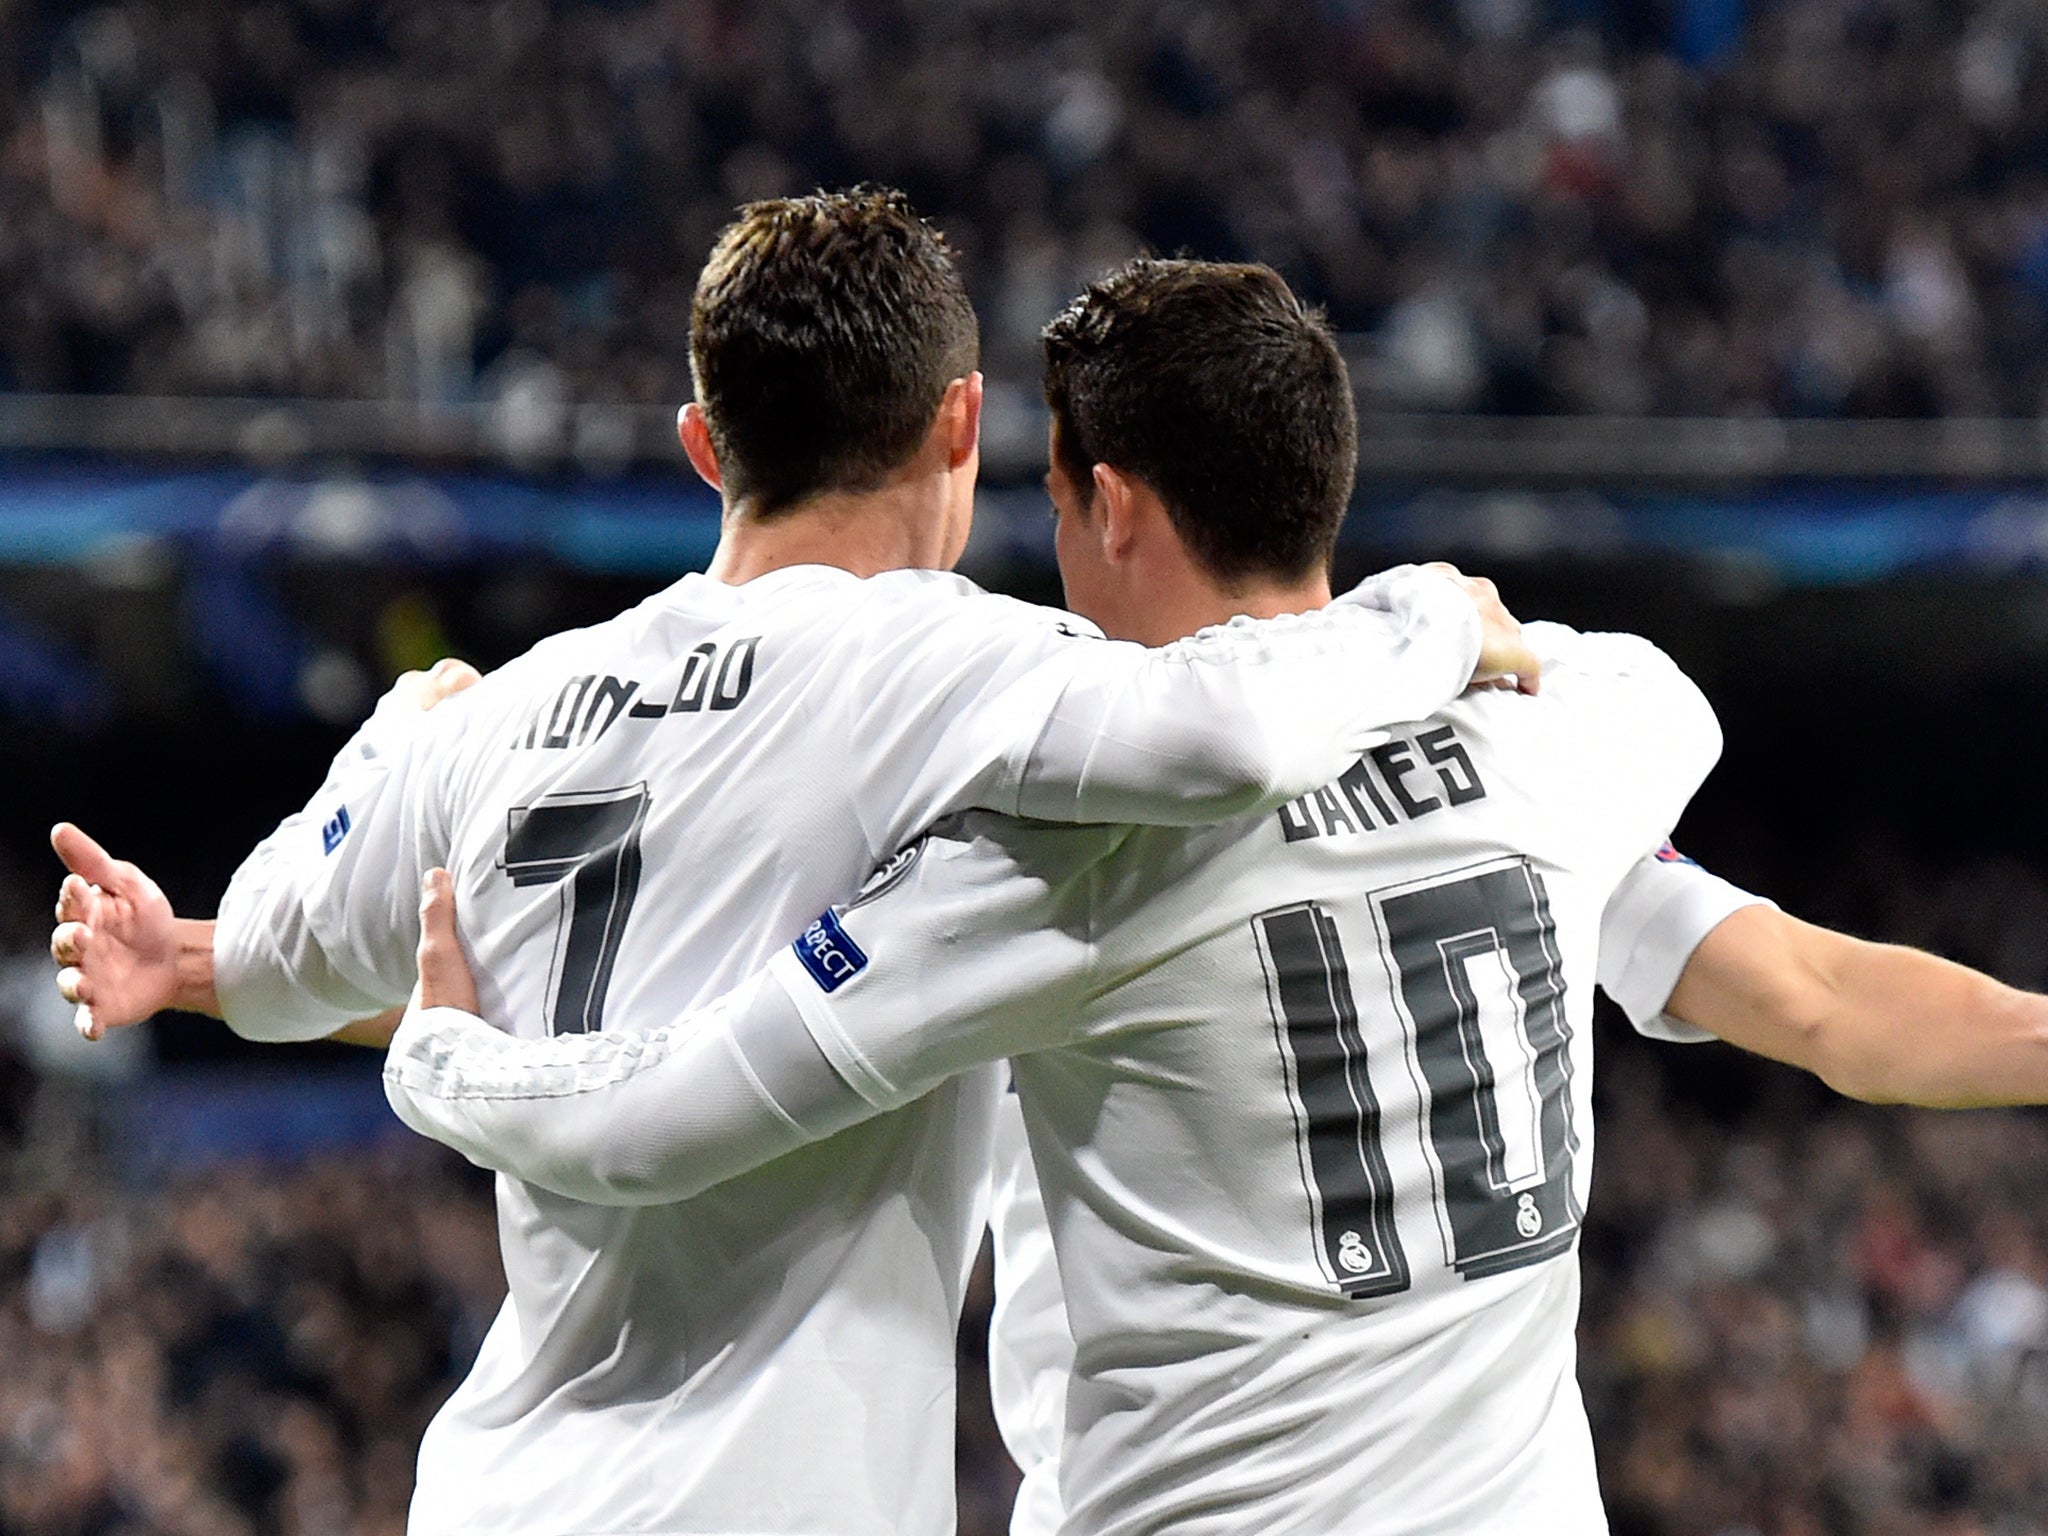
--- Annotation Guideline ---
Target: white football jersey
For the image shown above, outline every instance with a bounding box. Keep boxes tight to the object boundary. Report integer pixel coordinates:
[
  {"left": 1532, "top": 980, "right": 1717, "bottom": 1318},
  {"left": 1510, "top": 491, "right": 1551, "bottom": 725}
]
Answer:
[
  {"left": 379, "top": 620, "right": 1721, "bottom": 1536},
  {"left": 986, "top": 849, "right": 1774, "bottom": 1536},
  {"left": 212, "top": 561, "right": 1482, "bottom": 1536}
]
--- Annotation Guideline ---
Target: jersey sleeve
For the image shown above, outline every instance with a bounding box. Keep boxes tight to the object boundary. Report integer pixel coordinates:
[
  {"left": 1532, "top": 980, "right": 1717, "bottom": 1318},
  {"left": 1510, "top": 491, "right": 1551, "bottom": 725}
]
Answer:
[
  {"left": 851, "top": 565, "right": 1481, "bottom": 852},
  {"left": 988, "top": 1093, "right": 1074, "bottom": 1536},
  {"left": 383, "top": 974, "right": 827, "bottom": 1202},
  {"left": 1517, "top": 623, "right": 1724, "bottom": 887},
  {"left": 769, "top": 821, "right": 1111, "bottom": 1107},
  {"left": 214, "top": 691, "right": 458, "bottom": 1042},
  {"left": 381, "top": 819, "right": 1111, "bottom": 1204},
  {"left": 1598, "top": 849, "right": 1777, "bottom": 1044}
]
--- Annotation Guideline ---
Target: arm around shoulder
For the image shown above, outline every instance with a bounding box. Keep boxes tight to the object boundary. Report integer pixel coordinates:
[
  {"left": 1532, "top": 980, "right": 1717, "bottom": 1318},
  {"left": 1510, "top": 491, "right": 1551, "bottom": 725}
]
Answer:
[{"left": 1016, "top": 566, "right": 1484, "bottom": 824}]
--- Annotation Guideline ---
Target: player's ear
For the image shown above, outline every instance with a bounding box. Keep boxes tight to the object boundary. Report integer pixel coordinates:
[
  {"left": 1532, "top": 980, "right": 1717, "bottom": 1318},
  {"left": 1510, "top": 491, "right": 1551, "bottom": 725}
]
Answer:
[
  {"left": 939, "top": 373, "right": 982, "bottom": 472},
  {"left": 677, "top": 404, "right": 724, "bottom": 492},
  {"left": 1092, "top": 463, "right": 1147, "bottom": 565}
]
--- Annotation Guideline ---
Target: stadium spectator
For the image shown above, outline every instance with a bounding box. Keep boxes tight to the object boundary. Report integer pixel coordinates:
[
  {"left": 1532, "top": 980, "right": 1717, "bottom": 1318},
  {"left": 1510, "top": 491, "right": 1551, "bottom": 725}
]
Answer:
[{"left": 6, "top": 0, "right": 2048, "bottom": 419}]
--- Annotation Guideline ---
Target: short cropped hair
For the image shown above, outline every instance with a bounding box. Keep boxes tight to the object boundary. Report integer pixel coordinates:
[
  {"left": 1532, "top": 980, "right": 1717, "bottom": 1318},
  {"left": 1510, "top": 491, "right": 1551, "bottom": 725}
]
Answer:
[
  {"left": 690, "top": 188, "right": 979, "bottom": 515},
  {"left": 1041, "top": 259, "right": 1358, "bottom": 584}
]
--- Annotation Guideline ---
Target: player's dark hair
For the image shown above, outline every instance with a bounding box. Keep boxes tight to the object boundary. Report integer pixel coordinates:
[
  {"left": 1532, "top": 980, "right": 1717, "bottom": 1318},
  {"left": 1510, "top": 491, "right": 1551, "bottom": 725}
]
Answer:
[
  {"left": 1041, "top": 258, "right": 1357, "bottom": 585},
  {"left": 690, "top": 187, "right": 979, "bottom": 516}
]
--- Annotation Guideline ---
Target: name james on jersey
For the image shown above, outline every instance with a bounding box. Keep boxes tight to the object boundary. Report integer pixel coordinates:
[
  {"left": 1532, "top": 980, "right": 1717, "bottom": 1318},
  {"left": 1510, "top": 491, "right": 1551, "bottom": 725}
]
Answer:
[{"left": 1277, "top": 723, "right": 1488, "bottom": 843}]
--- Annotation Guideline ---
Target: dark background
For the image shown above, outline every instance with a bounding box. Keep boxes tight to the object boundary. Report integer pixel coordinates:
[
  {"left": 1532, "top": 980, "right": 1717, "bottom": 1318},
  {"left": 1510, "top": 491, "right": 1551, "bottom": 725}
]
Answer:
[{"left": 9, "top": 0, "right": 2048, "bottom": 1532}]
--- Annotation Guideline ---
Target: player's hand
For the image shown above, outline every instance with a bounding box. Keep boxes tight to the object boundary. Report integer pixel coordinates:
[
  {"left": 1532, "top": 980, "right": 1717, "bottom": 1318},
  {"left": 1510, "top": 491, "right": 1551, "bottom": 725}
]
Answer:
[
  {"left": 386, "top": 657, "right": 483, "bottom": 714},
  {"left": 1427, "top": 564, "right": 1541, "bottom": 696},
  {"left": 417, "top": 868, "right": 480, "bottom": 1015},
  {"left": 49, "top": 823, "right": 179, "bottom": 1040}
]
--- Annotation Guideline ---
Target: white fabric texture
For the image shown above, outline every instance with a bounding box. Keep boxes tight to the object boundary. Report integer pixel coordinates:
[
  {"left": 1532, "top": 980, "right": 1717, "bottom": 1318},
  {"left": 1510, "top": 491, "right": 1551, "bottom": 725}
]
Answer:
[
  {"left": 983, "top": 850, "right": 1773, "bottom": 1536},
  {"left": 987, "top": 1094, "right": 1073, "bottom": 1536},
  {"left": 215, "top": 560, "right": 1482, "bottom": 1536},
  {"left": 1596, "top": 853, "right": 1777, "bottom": 1043},
  {"left": 382, "top": 620, "right": 1719, "bottom": 1536},
  {"left": 385, "top": 978, "right": 864, "bottom": 1204}
]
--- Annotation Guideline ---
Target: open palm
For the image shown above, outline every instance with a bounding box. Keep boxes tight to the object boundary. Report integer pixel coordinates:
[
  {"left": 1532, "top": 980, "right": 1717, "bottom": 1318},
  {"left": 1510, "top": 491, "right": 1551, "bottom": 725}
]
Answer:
[{"left": 50, "top": 823, "right": 180, "bottom": 1039}]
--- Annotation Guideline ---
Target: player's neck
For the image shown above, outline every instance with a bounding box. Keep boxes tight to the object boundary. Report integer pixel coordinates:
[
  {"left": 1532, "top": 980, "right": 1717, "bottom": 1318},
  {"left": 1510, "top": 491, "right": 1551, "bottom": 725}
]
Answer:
[
  {"left": 1115, "top": 572, "right": 1334, "bottom": 648},
  {"left": 705, "top": 472, "right": 967, "bottom": 585}
]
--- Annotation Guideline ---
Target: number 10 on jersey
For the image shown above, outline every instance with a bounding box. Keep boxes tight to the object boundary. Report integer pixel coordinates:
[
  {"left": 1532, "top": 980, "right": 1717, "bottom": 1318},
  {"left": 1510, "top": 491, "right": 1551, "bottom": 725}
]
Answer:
[{"left": 1255, "top": 857, "right": 1582, "bottom": 1300}]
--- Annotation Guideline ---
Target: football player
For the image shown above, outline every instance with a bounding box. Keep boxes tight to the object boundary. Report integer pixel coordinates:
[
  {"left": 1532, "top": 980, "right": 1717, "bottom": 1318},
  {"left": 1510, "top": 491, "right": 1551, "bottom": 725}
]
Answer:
[
  {"left": 383, "top": 260, "right": 2048, "bottom": 1536},
  {"left": 46, "top": 198, "right": 1533, "bottom": 1536}
]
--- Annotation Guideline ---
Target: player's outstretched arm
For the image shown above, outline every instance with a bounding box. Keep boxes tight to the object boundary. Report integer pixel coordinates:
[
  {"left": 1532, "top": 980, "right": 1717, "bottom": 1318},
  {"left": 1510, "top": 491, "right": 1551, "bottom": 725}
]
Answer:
[
  {"left": 50, "top": 823, "right": 218, "bottom": 1038},
  {"left": 50, "top": 828, "right": 406, "bottom": 1048},
  {"left": 53, "top": 659, "right": 480, "bottom": 1047},
  {"left": 1666, "top": 905, "right": 2048, "bottom": 1108}
]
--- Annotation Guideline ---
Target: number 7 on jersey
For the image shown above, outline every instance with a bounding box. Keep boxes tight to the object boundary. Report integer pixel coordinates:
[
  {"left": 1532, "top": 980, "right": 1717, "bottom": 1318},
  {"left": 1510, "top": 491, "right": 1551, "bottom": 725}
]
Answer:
[{"left": 498, "top": 785, "right": 651, "bottom": 1035}]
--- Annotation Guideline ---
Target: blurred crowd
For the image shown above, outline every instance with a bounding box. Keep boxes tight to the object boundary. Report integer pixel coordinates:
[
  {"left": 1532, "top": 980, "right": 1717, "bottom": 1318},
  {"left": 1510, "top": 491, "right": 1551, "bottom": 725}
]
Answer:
[
  {"left": 1586, "top": 1070, "right": 2048, "bottom": 1536},
  {"left": 1576, "top": 836, "right": 2048, "bottom": 1536},
  {"left": 6, "top": 0, "right": 2048, "bottom": 419},
  {"left": 1, "top": 841, "right": 2048, "bottom": 1535},
  {"left": 0, "top": 1139, "right": 504, "bottom": 1536}
]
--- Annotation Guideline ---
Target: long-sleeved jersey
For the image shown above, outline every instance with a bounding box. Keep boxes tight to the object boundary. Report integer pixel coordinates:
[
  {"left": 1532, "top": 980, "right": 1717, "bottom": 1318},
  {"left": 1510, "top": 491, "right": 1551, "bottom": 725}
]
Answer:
[
  {"left": 213, "top": 561, "right": 1481, "bottom": 1536},
  {"left": 986, "top": 849, "right": 1773, "bottom": 1535},
  {"left": 382, "top": 620, "right": 1721, "bottom": 1536}
]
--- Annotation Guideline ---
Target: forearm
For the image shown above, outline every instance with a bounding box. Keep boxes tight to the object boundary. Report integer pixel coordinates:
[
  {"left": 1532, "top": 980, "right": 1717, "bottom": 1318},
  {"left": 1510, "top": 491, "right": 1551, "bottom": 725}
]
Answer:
[
  {"left": 1668, "top": 909, "right": 2048, "bottom": 1107},
  {"left": 386, "top": 827, "right": 1084, "bottom": 1197},
  {"left": 1019, "top": 567, "right": 1480, "bottom": 824},
  {"left": 168, "top": 918, "right": 395, "bottom": 1044},
  {"left": 1809, "top": 940, "right": 2048, "bottom": 1107},
  {"left": 169, "top": 918, "right": 222, "bottom": 1016},
  {"left": 382, "top": 973, "right": 871, "bottom": 1203}
]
